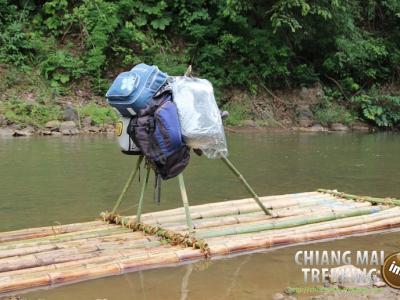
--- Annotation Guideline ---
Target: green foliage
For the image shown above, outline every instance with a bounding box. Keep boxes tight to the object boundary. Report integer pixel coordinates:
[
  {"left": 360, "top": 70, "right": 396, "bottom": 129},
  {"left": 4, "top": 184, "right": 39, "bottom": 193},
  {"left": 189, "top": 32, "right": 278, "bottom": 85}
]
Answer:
[
  {"left": 223, "top": 102, "right": 251, "bottom": 126},
  {"left": 40, "top": 49, "right": 85, "bottom": 92},
  {"left": 2, "top": 0, "right": 399, "bottom": 92},
  {"left": 313, "top": 104, "right": 355, "bottom": 126},
  {"left": 0, "top": 0, "right": 399, "bottom": 128},
  {"left": 78, "top": 102, "right": 118, "bottom": 125},
  {"left": 312, "top": 90, "right": 356, "bottom": 126},
  {"left": 0, "top": 99, "right": 62, "bottom": 127},
  {"left": 351, "top": 94, "right": 400, "bottom": 127}
]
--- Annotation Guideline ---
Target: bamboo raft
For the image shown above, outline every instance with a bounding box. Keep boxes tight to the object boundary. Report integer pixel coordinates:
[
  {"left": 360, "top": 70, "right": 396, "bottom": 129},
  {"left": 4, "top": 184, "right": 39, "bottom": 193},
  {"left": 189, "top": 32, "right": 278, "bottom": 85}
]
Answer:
[{"left": 1, "top": 189, "right": 400, "bottom": 295}]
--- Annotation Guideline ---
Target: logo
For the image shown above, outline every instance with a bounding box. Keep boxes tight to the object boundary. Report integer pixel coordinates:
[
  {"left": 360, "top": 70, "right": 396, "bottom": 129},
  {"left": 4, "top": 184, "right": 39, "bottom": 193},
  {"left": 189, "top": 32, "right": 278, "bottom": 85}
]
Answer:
[
  {"left": 121, "top": 75, "right": 137, "bottom": 90},
  {"left": 115, "top": 121, "right": 123, "bottom": 137},
  {"left": 381, "top": 252, "right": 400, "bottom": 289}
]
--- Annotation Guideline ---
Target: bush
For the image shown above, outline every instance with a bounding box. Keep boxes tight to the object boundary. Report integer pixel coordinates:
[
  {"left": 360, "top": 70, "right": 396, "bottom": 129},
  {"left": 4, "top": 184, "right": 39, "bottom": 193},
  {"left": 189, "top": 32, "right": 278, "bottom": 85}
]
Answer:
[
  {"left": 313, "top": 103, "right": 355, "bottom": 126},
  {"left": 0, "top": 98, "right": 62, "bottom": 127},
  {"left": 78, "top": 102, "right": 118, "bottom": 125},
  {"left": 223, "top": 102, "right": 251, "bottom": 126},
  {"left": 351, "top": 94, "right": 400, "bottom": 128}
]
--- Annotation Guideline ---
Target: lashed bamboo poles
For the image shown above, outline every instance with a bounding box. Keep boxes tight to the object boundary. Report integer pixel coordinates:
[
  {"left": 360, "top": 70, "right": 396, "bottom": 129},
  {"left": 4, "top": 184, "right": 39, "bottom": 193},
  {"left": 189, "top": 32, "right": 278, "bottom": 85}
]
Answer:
[
  {"left": 195, "top": 206, "right": 381, "bottom": 239},
  {"left": 0, "top": 221, "right": 111, "bottom": 243},
  {"left": 123, "top": 193, "right": 342, "bottom": 225},
  {"left": 0, "top": 227, "right": 133, "bottom": 251},
  {"left": 4, "top": 207, "right": 400, "bottom": 277},
  {"left": 1, "top": 208, "right": 400, "bottom": 294},
  {"left": 130, "top": 198, "right": 370, "bottom": 233},
  {"left": 205, "top": 207, "right": 400, "bottom": 245},
  {"left": 101, "top": 213, "right": 210, "bottom": 254},
  {"left": 0, "top": 231, "right": 158, "bottom": 259},
  {"left": 167, "top": 201, "right": 373, "bottom": 233},
  {"left": 136, "top": 192, "right": 320, "bottom": 219},
  {"left": 1, "top": 191, "right": 400, "bottom": 295},
  {"left": 318, "top": 189, "right": 400, "bottom": 206},
  {"left": 207, "top": 214, "right": 400, "bottom": 256}
]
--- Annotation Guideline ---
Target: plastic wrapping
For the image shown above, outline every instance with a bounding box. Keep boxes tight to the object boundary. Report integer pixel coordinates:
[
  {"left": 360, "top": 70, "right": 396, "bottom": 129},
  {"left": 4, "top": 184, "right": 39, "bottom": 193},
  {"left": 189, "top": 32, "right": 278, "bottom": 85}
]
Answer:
[{"left": 170, "top": 76, "right": 228, "bottom": 159}]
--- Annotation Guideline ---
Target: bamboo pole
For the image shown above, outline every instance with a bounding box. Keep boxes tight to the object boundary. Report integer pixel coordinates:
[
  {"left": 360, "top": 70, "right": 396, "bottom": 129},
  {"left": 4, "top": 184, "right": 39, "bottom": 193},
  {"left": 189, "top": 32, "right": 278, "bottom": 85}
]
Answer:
[
  {"left": 111, "top": 156, "right": 144, "bottom": 214},
  {"left": 205, "top": 207, "right": 400, "bottom": 245},
  {"left": 0, "top": 221, "right": 111, "bottom": 243},
  {"left": 208, "top": 215, "right": 400, "bottom": 256},
  {"left": 0, "top": 227, "right": 132, "bottom": 251},
  {"left": 136, "top": 165, "right": 151, "bottom": 223},
  {"left": 163, "top": 202, "right": 373, "bottom": 232},
  {"left": 196, "top": 206, "right": 381, "bottom": 239},
  {"left": 178, "top": 174, "right": 194, "bottom": 233},
  {"left": 318, "top": 189, "right": 400, "bottom": 206},
  {"left": 220, "top": 154, "right": 273, "bottom": 216}
]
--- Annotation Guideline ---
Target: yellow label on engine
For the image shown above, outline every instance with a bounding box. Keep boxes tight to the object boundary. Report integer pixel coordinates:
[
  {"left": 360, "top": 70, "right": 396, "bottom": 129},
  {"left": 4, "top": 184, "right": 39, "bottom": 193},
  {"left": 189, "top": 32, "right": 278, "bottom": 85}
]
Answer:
[{"left": 116, "top": 121, "right": 123, "bottom": 136}]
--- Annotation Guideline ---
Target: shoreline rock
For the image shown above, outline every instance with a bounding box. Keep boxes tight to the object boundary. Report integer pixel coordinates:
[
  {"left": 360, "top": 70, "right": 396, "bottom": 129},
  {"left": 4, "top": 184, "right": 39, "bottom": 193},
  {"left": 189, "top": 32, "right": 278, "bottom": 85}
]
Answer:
[
  {"left": 330, "top": 123, "right": 350, "bottom": 131},
  {"left": 60, "top": 121, "right": 79, "bottom": 135}
]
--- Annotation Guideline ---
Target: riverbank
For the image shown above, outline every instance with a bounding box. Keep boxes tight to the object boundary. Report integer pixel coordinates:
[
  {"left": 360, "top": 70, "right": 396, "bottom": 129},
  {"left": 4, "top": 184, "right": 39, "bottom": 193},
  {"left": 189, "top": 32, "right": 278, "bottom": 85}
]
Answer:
[
  {"left": 0, "top": 66, "right": 397, "bottom": 138},
  {"left": 0, "top": 122, "right": 375, "bottom": 138}
]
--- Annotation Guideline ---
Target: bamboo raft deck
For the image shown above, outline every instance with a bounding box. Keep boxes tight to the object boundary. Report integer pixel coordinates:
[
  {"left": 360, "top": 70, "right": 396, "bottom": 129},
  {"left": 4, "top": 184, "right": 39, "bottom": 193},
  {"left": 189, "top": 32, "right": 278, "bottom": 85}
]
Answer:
[{"left": 1, "top": 189, "right": 400, "bottom": 295}]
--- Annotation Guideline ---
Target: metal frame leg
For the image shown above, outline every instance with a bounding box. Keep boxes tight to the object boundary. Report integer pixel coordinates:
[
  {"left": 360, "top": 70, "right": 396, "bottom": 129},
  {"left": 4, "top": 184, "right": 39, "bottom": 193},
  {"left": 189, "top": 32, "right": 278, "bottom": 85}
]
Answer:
[
  {"left": 220, "top": 154, "right": 273, "bottom": 216},
  {"left": 112, "top": 155, "right": 144, "bottom": 214},
  {"left": 178, "top": 173, "right": 194, "bottom": 233},
  {"left": 136, "top": 165, "right": 151, "bottom": 223}
]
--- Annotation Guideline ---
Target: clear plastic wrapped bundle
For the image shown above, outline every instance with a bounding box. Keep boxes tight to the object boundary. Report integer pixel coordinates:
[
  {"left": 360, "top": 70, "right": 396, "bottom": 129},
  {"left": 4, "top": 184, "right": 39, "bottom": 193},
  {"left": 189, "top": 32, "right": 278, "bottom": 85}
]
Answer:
[{"left": 170, "top": 76, "right": 228, "bottom": 159}]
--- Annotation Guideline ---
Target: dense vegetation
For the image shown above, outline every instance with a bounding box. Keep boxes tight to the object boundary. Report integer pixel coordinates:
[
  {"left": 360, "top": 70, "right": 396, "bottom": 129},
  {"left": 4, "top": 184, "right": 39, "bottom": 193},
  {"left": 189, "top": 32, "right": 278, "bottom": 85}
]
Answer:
[{"left": 0, "top": 0, "right": 399, "bottom": 128}]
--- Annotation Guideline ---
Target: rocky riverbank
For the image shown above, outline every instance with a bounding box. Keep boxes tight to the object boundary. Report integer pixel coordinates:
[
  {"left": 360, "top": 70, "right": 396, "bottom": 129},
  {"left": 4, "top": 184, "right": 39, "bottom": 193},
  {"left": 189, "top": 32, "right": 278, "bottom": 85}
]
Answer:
[
  {"left": 0, "top": 121, "right": 373, "bottom": 139},
  {"left": 0, "top": 83, "right": 384, "bottom": 139}
]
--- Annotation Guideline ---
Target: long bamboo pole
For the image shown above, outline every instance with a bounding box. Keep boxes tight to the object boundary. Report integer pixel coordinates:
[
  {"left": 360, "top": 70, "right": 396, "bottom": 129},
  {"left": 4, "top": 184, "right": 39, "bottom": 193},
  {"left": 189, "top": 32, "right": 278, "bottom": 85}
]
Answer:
[
  {"left": 0, "top": 221, "right": 111, "bottom": 243},
  {"left": 208, "top": 215, "right": 400, "bottom": 256},
  {"left": 318, "top": 189, "right": 400, "bottom": 206},
  {"left": 111, "top": 155, "right": 144, "bottom": 214},
  {"left": 220, "top": 154, "right": 273, "bottom": 216},
  {"left": 205, "top": 207, "right": 400, "bottom": 245},
  {"left": 112, "top": 195, "right": 355, "bottom": 228},
  {"left": 164, "top": 202, "right": 372, "bottom": 232},
  {"left": 196, "top": 206, "right": 381, "bottom": 239},
  {"left": 136, "top": 192, "right": 321, "bottom": 218},
  {"left": 0, "top": 227, "right": 132, "bottom": 251}
]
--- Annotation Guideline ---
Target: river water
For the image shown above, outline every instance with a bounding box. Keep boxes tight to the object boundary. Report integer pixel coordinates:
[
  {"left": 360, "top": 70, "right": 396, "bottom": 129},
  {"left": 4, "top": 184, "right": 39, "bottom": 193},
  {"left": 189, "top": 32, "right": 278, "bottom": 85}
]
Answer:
[{"left": 0, "top": 132, "right": 399, "bottom": 299}]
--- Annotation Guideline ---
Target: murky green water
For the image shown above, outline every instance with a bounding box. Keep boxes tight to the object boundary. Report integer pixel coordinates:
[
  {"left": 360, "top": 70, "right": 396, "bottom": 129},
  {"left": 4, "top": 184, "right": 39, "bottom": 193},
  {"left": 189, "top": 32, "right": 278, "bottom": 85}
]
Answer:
[{"left": 0, "top": 132, "right": 399, "bottom": 299}]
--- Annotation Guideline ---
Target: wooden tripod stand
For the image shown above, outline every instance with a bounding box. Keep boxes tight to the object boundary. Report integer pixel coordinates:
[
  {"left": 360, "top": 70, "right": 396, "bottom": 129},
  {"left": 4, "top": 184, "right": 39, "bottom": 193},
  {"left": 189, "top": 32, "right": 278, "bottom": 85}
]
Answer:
[{"left": 111, "top": 154, "right": 272, "bottom": 235}]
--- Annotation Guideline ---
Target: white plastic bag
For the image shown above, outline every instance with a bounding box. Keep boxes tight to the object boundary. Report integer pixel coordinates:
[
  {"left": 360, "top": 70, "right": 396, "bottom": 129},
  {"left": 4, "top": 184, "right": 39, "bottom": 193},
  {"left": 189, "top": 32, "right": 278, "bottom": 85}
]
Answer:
[{"left": 170, "top": 76, "right": 228, "bottom": 159}]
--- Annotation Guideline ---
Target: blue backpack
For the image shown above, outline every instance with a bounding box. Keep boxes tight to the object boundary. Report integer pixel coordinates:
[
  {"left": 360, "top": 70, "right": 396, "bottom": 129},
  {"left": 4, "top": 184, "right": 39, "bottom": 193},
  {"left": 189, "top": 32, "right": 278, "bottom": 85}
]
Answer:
[
  {"left": 127, "top": 86, "right": 190, "bottom": 180},
  {"left": 106, "top": 63, "right": 168, "bottom": 116}
]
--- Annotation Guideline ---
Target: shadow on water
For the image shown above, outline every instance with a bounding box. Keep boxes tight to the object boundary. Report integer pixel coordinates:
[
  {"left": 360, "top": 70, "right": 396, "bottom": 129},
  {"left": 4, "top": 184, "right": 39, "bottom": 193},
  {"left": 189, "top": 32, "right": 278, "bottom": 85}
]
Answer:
[{"left": 0, "top": 132, "right": 399, "bottom": 299}]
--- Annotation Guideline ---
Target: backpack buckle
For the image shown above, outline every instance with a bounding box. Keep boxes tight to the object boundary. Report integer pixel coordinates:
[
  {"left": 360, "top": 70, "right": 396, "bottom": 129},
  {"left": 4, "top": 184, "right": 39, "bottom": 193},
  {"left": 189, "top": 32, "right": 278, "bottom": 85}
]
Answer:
[{"left": 146, "top": 118, "right": 156, "bottom": 133}]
